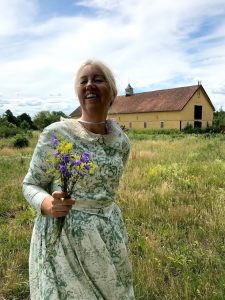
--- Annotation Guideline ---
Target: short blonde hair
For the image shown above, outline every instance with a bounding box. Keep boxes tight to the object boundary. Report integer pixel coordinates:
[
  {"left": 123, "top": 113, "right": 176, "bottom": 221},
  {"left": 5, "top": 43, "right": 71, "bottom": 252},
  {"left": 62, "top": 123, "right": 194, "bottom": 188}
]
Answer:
[{"left": 75, "top": 59, "right": 118, "bottom": 105}]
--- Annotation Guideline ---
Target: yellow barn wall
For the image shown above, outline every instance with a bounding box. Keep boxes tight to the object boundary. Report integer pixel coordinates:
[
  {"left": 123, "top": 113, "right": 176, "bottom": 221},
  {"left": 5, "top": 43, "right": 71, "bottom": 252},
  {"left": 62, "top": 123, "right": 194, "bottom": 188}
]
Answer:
[
  {"left": 109, "top": 90, "right": 214, "bottom": 130},
  {"left": 109, "top": 112, "right": 181, "bottom": 129},
  {"left": 180, "top": 89, "right": 214, "bottom": 129}
]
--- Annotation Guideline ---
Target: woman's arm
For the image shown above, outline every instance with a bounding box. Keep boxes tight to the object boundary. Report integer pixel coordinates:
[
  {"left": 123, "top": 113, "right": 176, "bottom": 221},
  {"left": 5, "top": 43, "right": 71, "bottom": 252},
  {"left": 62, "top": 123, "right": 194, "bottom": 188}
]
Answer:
[{"left": 22, "top": 125, "right": 56, "bottom": 213}]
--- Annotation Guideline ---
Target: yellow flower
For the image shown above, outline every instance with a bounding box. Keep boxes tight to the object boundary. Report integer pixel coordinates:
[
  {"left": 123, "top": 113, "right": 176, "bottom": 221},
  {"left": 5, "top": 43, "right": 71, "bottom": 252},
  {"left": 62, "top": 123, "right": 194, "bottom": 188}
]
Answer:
[
  {"left": 148, "top": 167, "right": 158, "bottom": 177},
  {"left": 89, "top": 162, "right": 97, "bottom": 174},
  {"left": 64, "top": 142, "right": 73, "bottom": 152},
  {"left": 59, "top": 141, "right": 73, "bottom": 153}
]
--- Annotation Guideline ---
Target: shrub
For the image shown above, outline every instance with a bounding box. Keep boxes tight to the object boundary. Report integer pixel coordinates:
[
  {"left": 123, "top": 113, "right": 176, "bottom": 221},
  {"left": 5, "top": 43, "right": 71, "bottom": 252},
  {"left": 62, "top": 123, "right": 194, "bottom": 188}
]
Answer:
[
  {"left": 26, "top": 130, "right": 33, "bottom": 138},
  {"left": 12, "top": 134, "right": 29, "bottom": 148},
  {"left": 20, "top": 120, "right": 30, "bottom": 130},
  {"left": 0, "top": 125, "right": 22, "bottom": 138},
  {"left": 128, "top": 128, "right": 180, "bottom": 135},
  {"left": 126, "top": 128, "right": 183, "bottom": 140},
  {"left": 182, "top": 125, "right": 221, "bottom": 134}
]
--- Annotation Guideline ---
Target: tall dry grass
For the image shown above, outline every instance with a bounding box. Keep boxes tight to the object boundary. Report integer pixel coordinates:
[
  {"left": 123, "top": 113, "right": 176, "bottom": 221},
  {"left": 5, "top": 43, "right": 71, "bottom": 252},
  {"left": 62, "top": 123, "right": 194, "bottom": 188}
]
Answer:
[
  {"left": 1, "top": 132, "right": 225, "bottom": 299},
  {"left": 118, "top": 134, "right": 225, "bottom": 299}
]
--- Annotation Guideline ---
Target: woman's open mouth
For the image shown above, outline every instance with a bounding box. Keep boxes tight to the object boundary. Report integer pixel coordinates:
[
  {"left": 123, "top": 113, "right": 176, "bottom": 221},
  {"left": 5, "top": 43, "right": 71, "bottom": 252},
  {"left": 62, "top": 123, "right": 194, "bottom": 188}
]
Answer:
[{"left": 85, "top": 93, "right": 97, "bottom": 100}]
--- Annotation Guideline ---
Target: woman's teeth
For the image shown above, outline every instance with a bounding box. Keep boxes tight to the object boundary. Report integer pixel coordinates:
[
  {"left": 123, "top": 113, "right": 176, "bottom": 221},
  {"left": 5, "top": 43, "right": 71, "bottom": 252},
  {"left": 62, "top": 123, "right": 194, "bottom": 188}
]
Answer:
[{"left": 86, "top": 94, "right": 97, "bottom": 99}]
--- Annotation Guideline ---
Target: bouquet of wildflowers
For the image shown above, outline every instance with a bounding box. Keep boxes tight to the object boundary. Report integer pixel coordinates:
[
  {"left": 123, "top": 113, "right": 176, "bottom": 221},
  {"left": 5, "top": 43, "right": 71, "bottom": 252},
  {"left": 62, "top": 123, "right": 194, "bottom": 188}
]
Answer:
[
  {"left": 46, "top": 134, "right": 96, "bottom": 258},
  {"left": 49, "top": 135, "right": 95, "bottom": 195}
]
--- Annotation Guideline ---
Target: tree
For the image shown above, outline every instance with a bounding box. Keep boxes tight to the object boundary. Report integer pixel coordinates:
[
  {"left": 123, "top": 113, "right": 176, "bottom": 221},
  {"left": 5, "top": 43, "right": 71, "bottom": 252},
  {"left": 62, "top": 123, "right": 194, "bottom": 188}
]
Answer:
[
  {"left": 51, "top": 111, "right": 67, "bottom": 120},
  {"left": 17, "top": 113, "right": 34, "bottom": 129},
  {"left": 0, "top": 115, "right": 8, "bottom": 126},
  {"left": 4, "top": 109, "right": 18, "bottom": 126},
  {"left": 33, "top": 111, "right": 67, "bottom": 130},
  {"left": 20, "top": 120, "right": 30, "bottom": 130},
  {"left": 0, "top": 114, "right": 21, "bottom": 138},
  {"left": 213, "top": 107, "right": 225, "bottom": 130}
]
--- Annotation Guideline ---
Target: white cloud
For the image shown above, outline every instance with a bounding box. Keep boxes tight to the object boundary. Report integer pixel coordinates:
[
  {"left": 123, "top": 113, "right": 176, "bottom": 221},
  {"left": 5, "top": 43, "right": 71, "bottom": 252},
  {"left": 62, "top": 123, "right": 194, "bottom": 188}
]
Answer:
[
  {"left": 76, "top": 0, "right": 121, "bottom": 11},
  {"left": 0, "top": 98, "right": 10, "bottom": 105},
  {"left": 1, "top": 0, "right": 225, "bottom": 116},
  {"left": 0, "top": 0, "right": 37, "bottom": 36}
]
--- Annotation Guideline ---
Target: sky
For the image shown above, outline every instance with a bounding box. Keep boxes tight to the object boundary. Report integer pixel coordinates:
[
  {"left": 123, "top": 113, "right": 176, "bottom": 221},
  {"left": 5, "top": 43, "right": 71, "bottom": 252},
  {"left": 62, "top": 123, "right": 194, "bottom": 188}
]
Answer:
[{"left": 0, "top": 0, "right": 225, "bottom": 118}]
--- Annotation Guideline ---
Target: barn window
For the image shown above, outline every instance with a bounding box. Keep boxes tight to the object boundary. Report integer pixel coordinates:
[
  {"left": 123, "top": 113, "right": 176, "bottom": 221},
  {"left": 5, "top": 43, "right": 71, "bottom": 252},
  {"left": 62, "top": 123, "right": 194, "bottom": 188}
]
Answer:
[
  {"left": 194, "top": 105, "right": 202, "bottom": 120},
  {"left": 129, "top": 122, "right": 132, "bottom": 129},
  {"left": 144, "top": 122, "right": 147, "bottom": 128},
  {"left": 160, "top": 121, "right": 164, "bottom": 128}
]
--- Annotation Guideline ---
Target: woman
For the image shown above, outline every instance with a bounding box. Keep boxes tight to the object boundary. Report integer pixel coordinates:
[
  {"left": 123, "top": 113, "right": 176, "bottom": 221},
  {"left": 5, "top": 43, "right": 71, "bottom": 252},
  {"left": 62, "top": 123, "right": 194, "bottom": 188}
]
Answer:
[{"left": 23, "top": 59, "right": 135, "bottom": 299}]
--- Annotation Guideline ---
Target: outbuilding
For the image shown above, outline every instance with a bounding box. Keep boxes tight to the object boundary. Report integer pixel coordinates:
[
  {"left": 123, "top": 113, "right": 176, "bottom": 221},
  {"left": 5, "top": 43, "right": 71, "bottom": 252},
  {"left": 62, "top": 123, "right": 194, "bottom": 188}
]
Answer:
[{"left": 70, "top": 83, "right": 215, "bottom": 130}]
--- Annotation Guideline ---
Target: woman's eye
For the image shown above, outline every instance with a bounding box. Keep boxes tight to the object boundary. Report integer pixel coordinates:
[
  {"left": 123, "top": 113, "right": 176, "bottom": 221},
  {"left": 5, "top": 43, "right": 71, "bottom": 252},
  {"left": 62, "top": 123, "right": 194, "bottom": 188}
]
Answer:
[
  {"left": 94, "top": 77, "right": 106, "bottom": 83},
  {"left": 79, "top": 76, "right": 106, "bottom": 85},
  {"left": 80, "top": 80, "right": 87, "bottom": 84}
]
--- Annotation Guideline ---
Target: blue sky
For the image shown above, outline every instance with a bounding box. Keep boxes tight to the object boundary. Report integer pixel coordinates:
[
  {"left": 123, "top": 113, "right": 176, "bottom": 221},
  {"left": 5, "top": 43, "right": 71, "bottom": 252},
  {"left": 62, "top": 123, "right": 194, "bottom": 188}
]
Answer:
[{"left": 0, "top": 0, "right": 225, "bottom": 117}]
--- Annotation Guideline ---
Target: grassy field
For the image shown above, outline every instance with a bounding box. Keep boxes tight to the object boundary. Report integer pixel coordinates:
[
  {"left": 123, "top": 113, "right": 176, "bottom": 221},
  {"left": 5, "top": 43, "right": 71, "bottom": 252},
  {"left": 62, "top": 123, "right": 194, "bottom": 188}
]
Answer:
[{"left": 1, "top": 132, "right": 225, "bottom": 299}]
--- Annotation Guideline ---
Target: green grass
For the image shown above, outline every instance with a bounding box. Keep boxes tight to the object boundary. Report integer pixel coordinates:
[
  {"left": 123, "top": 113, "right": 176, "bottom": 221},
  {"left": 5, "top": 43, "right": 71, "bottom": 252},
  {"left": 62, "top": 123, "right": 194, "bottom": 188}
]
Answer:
[
  {"left": 1, "top": 132, "right": 225, "bottom": 299},
  {"left": 0, "top": 135, "right": 36, "bottom": 299},
  {"left": 118, "top": 134, "right": 225, "bottom": 299}
]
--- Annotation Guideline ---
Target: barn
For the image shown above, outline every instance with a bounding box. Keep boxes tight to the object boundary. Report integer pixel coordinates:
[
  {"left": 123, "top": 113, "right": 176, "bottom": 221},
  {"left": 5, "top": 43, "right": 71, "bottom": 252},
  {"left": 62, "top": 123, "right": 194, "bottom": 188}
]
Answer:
[{"left": 70, "top": 84, "right": 215, "bottom": 130}]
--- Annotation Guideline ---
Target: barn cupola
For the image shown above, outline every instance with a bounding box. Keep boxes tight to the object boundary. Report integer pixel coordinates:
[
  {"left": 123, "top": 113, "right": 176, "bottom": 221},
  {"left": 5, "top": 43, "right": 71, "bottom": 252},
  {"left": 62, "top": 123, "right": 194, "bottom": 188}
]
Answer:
[{"left": 125, "top": 83, "right": 134, "bottom": 96}]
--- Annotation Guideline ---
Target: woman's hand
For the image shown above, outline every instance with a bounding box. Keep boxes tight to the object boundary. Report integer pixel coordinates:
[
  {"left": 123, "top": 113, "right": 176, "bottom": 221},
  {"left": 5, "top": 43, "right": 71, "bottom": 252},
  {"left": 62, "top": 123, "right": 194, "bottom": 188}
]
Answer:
[{"left": 41, "top": 191, "right": 75, "bottom": 218}]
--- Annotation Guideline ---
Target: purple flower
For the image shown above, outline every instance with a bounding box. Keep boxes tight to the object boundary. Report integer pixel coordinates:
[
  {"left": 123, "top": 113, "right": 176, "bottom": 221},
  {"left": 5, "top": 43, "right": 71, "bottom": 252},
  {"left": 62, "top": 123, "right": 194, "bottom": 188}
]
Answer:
[
  {"left": 84, "top": 151, "right": 90, "bottom": 158},
  {"left": 71, "top": 160, "right": 81, "bottom": 166},
  {"left": 58, "top": 164, "right": 66, "bottom": 173},
  {"left": 61, "top": 154, "right": 70, "bottom": 163},
  {"left": 79, "top": 172, "right": 86, "bottom": 177},
  {"left": 85, "top": 164, "right": 91, "bottom": 170},
  {"left": 53, "top": 151, "right": 59, "bottom": 157},
  {"left": 52, "top": 136, "right": 59, "bottom": 146},
  {"left": 64, "top": 170, "right": 72, "bottom": 177},
  {"left": 80, "top": 152, "right": 90, "bottom": 163}
]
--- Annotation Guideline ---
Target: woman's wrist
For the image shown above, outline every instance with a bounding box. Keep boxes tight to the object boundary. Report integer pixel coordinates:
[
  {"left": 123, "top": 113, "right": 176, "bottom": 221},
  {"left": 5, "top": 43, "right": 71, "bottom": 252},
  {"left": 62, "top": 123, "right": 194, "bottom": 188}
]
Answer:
[{"left": 41, "top": 195, "right": 53, "bottom": 216}]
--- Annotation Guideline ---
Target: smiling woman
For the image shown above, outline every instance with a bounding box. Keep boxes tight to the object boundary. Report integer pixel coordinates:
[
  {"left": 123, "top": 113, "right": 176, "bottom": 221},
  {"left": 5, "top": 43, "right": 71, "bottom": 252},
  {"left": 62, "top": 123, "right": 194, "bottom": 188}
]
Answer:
[
  {"left": 77, "top": 65, "right": 112, "bottom": 125},
  {"left": 23, "top": 59, "right": 135, "bottom": 299},
  {"left": 75, "top": 60, "right": 118, "bottom": 135}
]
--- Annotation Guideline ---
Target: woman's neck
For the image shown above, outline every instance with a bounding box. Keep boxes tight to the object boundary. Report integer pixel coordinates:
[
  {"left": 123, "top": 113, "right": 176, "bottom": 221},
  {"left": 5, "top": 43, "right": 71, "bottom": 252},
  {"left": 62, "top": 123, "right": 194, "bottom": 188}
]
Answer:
[
  {"left": 78, "top": 119, "right": 108, "bottom": 134},
  {"left": 79, "top": 119, "right": 106, "bottom": 125}
]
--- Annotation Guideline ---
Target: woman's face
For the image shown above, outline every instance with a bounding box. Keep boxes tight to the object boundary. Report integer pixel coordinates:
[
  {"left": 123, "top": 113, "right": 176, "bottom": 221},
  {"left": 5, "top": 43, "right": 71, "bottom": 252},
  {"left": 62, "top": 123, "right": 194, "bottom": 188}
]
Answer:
[{"left": 76, "top": 64, "right": 112, "bottom": 119}]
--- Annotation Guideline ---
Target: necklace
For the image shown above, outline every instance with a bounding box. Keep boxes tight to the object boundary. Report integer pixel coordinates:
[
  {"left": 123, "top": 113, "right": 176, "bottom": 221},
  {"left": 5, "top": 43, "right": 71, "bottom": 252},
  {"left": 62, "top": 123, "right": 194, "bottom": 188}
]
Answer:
[{"left": 78, "top": 119, "right": 106, "bottom": 125}]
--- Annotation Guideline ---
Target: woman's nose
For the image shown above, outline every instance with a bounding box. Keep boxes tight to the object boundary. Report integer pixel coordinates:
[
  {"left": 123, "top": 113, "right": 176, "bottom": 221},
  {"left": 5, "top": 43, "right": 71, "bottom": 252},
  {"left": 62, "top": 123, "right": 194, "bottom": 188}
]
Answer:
[{"left": 86, "top": 79, "right": 95, "bottom": 88}]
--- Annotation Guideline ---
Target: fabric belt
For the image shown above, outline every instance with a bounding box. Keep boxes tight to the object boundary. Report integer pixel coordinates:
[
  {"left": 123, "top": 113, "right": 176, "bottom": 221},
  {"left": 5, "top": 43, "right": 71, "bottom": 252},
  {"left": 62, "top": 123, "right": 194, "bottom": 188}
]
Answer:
[{"left": 71, "top": 199, "right": 115, "bottom": 218}]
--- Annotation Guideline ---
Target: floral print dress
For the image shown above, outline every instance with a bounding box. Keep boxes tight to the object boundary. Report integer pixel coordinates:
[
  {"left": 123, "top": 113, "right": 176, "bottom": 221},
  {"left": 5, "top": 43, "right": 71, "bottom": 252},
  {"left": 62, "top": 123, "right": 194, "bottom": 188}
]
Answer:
[{"left": 23, "top": 119, "right": 135, "bottom": 300}]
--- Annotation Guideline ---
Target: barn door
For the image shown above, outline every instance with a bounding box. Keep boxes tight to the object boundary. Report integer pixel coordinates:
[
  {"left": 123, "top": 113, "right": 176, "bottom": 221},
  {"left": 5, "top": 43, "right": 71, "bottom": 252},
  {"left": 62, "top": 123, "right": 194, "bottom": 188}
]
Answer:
[{"left": 194, "top": 105, "right": 202, "bottom": 128}]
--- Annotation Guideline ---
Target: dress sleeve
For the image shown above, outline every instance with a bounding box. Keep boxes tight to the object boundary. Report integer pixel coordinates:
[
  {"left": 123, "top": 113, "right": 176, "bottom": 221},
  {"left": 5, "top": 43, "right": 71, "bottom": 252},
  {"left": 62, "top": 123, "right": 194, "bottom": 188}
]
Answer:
[
  {"left": 22, "top": 126, "right": 55, "bottom": 213},
  {"left": 122, "top": 134, "right": 131, "bottom": 168}
]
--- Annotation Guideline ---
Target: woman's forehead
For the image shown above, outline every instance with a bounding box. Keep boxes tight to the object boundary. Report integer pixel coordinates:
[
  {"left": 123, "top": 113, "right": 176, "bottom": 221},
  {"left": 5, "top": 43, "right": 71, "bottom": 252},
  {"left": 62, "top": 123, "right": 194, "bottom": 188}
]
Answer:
[{"left": 79, "top": 64, "right": 103, "bottom": 77}]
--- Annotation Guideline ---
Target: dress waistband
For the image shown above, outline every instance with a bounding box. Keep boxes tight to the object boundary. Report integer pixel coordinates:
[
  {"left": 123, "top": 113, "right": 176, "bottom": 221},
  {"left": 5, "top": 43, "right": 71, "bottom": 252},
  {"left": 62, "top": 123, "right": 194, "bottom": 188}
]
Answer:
[
  {"left": 71, "top": 200, "right": 115, "bottom": 218},
  {"left": 73, "top": 199, "right": 113, "bottom": 209}
]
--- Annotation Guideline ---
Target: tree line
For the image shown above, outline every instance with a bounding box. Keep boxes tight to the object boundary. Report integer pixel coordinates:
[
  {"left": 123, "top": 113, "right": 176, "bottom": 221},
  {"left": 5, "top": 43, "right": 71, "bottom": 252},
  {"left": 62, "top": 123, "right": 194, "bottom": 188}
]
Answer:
[
  {"left": 213, "top": 108, "right": 225, "bottom": 130},
  {"left": 1, "top": 109, "right": 67, "bottom": 130},
  {"left": 1, "top": 108, "right": 225, "bottom": 138},
  {"left": 0, "top": 109, "right": 67, "bottom": 140}
]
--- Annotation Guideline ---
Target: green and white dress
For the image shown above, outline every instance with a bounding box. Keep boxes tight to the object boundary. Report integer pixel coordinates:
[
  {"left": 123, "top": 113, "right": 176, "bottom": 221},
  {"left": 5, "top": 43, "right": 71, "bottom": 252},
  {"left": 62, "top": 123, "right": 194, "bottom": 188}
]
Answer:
[{"left": 23, "top": 119, "right": 135, "bottom": 300}]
